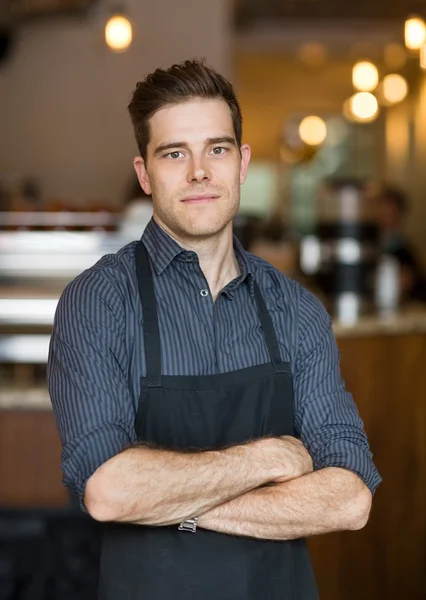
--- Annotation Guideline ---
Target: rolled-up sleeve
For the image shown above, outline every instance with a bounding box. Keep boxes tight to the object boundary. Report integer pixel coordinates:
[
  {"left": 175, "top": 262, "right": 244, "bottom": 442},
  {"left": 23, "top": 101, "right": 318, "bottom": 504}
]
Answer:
[
  {"left": 47, "top": 268, "right": 137, "bottom": 507},
  {"left": 294, "top": 287, "right": 381, "bottom": 494}
]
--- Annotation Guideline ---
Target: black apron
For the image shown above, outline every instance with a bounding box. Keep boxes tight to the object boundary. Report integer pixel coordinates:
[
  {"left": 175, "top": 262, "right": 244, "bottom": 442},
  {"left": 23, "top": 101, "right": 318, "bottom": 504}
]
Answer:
[{"left": 98, "top": 242, "right": 319, "bottom": 599}]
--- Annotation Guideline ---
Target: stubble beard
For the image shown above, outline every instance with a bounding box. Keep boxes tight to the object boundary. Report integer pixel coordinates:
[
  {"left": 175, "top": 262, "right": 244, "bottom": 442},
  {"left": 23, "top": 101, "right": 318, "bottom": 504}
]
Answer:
[{"left": 153, "top": 191, "right": 240, "bottom": 243}]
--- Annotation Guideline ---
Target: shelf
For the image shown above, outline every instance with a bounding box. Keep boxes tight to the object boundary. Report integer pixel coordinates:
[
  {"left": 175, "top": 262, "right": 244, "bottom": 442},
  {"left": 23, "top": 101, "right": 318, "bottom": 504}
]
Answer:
[
  {"left": 0, "top": 335, "right": 51, "bottom": 363},
  {"left": 0, "top": 230, "right": 128, "bottom": 279}
]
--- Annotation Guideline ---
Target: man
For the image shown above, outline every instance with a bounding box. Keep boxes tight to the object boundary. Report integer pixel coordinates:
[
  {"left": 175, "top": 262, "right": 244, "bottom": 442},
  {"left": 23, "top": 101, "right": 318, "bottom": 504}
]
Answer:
[
  {"left": 48, "top": 60, "right": 381, "bottom": 600},
  {"left": 377, "top": 186, "right": 426, "bottom": 302}
]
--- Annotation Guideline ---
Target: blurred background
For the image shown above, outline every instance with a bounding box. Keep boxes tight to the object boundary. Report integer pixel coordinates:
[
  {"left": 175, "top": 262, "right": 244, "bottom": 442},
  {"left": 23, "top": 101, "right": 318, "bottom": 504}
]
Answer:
[{"left": 0, "top": 0, "right": 425, "bottom": 598}]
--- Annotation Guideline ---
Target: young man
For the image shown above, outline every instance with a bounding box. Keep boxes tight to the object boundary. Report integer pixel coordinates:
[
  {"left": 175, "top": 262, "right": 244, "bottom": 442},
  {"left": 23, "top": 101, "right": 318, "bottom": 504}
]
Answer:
[{"left": 48, "top": 60, "right": 381, "bottom": 600}]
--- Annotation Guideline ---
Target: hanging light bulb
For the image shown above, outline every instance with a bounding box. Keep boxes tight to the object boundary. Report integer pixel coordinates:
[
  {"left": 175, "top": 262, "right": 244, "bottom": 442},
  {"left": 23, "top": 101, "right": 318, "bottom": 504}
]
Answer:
[
  {"left": 105, "top": 14, "right": 132, "bottom": 52},
  {"left": 299, "top": 116, "right": 327, "bottom": 146},
  {"left": 382, "top": 74, "right": 408, "bottom": 105},
  {"left": 421, "top": 45, "right": 426, "bottom": 69},
  {"left": 404, "top": 16, "right": 426, "bottom": 50},
  {"left": 352, "top": 61, "right": 379, "bottom": 92},
  {"left": 346, "top": 92, "right": 379, "bottom": 123}
]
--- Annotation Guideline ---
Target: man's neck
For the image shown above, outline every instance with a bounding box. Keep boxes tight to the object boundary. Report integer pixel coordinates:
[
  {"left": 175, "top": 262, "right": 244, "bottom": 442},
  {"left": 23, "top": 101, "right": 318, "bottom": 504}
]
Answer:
[
  {"left": 157, "top": 219, "right": 241, "bottom": 300},
  {"left": 197, "top": 239, "right": 241, "bottom": 301}
]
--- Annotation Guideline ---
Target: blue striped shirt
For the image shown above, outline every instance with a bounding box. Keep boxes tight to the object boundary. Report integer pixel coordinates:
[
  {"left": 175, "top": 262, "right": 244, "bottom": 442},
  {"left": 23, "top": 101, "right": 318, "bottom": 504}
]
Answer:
[{"left": 47, "top": 218, "right": 381, "bottom": 503}]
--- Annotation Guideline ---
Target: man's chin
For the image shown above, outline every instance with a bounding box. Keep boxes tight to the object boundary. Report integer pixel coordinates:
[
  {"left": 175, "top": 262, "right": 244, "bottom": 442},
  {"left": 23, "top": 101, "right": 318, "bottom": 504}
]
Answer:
[{"left": 182, "top": 217, "right": 234, "bottom": 239}]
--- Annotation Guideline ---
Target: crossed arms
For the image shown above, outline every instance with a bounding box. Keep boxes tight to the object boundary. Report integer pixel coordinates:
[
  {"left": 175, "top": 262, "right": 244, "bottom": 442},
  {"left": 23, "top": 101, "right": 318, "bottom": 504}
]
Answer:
[{"left": 84, "top": 435, "right": 372, "bottom": 541}]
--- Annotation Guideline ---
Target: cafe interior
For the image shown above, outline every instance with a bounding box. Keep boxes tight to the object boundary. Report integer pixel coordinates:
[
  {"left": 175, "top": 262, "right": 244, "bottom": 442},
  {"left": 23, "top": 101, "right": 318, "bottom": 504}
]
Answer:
[{"left": 0, "top": 0, "right": 425, "bottom": 598}]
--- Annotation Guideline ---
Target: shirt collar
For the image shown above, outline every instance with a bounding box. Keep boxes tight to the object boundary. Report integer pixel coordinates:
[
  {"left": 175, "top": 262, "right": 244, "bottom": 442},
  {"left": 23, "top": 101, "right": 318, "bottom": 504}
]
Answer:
[
  {"left": 141, "top": 218, "right": 186, "bottom": 274},
  {"left": 231, "top": 234, "right": 255, "bottom": 298},
  {"left": 141, "top": 218, "right": 255, "bottom": 297}
]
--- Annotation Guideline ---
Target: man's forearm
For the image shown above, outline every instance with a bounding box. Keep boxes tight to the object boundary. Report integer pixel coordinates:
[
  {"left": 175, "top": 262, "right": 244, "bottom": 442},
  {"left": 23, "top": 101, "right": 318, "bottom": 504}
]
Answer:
[
  {"left": 84, "top": 440, "right": 277, "bottom": 525},
  {"left": 198, "top": 467, "right": 372, "bottom": 540}
]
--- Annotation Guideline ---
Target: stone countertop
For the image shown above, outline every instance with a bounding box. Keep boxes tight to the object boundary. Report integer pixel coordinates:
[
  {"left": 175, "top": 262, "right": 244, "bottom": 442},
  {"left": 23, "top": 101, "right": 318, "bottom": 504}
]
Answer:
[
  {"left": 0, "top": 387, "right": 52, "bottom": 410},
  {"left": 333, "top": 306, "right": 426, "bottom": 338}
]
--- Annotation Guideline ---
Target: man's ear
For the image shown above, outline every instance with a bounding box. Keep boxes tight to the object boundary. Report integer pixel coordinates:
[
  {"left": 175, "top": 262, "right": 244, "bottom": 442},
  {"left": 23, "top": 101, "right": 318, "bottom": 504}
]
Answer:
[
  {"left": 133, "top": 157, "right": 152, "bottom": 195},
  {"left": 239, "top": 144, "right": 251, "bottom": 185}
]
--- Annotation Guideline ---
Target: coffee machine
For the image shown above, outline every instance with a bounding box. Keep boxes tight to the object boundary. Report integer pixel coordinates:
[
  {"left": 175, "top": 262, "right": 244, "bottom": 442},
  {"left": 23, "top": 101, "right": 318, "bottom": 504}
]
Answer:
[{"left": 300, "top": 179, "right": 379, "bottom": 323}]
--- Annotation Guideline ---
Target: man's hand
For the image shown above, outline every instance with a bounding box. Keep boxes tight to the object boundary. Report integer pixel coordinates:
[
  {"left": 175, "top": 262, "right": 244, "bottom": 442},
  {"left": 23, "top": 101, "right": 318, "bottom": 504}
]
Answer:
[{"left": 259, "top": 436, "right": 313, "bottom": 484}]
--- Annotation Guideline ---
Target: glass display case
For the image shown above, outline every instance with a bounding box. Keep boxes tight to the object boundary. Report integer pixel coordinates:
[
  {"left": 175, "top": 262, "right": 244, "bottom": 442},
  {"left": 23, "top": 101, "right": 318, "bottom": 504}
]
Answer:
[{"left": 0, "top": 212, "right": 128, "bottom": 408}]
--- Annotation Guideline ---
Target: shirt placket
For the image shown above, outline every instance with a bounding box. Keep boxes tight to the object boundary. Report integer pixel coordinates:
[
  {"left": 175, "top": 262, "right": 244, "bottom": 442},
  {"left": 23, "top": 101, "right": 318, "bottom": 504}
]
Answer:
[{"left": 179, "top": 255, "right": 217, "bottom": 372}]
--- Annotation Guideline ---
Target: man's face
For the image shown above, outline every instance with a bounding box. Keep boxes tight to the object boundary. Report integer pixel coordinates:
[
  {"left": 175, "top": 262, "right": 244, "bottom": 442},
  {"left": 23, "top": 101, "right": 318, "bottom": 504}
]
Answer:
[{"left": 134, "top": 98, "right": 251, "bottom": 241}]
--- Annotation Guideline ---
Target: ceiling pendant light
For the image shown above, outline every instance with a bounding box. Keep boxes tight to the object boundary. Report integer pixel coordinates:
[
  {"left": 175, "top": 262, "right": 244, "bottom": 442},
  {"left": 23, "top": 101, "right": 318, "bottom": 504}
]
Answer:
[
  {"left": 105, "top": 13, "right": 133, "bottom": 53},
  {"left": 345, "top": 92, "right": 379, "bottom": 123},
  {"left": 352, "top": 61, "right": 379, "bottom": 92},
  {"left": 382, "top": 74, "right": 409, "bottom": 105},
  {"left": 404, "top": 16, "right": 426, "bottom": 50},
  {"left": 298, "top": 116, "right": 327, "bottom": 146}
]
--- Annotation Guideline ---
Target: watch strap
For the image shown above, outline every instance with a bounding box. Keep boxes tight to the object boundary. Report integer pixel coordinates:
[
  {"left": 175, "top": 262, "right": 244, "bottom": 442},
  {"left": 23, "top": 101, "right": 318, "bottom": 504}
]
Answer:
[{"left": 178, "top": 517, "right": 199, "bottom": 533}]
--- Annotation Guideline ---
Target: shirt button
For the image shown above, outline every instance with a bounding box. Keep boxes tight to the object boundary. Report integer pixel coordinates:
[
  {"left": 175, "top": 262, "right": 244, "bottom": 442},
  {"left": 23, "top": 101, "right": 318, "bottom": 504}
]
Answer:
[
  {"left": 200, "top": 289, "right": 209, "bottom": 297},
  {"left": 186, "top": 255, "right": 194, "bottom": 262}
]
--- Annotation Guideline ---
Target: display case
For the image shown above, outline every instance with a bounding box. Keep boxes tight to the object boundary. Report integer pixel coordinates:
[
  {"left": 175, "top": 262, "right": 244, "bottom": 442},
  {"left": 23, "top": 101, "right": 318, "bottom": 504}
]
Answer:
[{"left": 0, "top": 212, "right": 128, "bottom": 409}]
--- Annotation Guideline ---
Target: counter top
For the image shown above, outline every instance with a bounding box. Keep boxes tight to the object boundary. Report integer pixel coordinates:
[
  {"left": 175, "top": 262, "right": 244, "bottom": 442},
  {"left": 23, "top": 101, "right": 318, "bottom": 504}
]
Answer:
[
  {"left": 333, "top": 306, "right": 426, "bottom": 337},
  {"left": 0, "top": 387, "right": 52, "bottom": 410}
]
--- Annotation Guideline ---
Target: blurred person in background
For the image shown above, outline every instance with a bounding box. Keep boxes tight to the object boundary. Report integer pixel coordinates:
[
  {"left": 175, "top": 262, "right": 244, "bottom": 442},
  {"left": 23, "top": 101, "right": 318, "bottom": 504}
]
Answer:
[
  {"left": 48, "top": 59, "right": 380, "bottom": 600},
  {"left": 377, "top": 186, "right": 426, "bottom": 301}
]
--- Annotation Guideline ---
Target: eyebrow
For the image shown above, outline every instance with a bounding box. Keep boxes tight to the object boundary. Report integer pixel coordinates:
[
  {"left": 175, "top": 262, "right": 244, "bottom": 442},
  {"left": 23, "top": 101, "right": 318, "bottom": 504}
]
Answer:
[{"left": 153, "top": 136, "right": 237, "bottom": 156}]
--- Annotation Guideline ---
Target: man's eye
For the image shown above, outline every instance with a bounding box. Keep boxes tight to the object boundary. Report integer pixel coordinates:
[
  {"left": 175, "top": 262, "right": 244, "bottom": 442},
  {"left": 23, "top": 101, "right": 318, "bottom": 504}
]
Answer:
[
  {"left": 167, "top": 151, "right": 183, "bottom": 159},
  {"left": 211, "top": 147, "right": 226, "bottom": 155}
]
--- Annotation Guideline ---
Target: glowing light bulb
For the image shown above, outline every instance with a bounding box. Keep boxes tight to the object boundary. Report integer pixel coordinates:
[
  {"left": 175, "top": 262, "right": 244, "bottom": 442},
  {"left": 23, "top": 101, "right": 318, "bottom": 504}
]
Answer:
[
  {"left": 299, "top": 116, "right": 327, "bottom": 146},
  {"left": 352, "top": 61, "right": 379, "bottom": 92},
  {"left": 404, "top": 16, "right": 426, "bottom": 50},
  {"left": 382, "top": 74, "right": 408, "bottom": 105},
  {"left": 105, "top": 15, "right": 132, "bottom": 52},
  {"left": 348, "top": 92, "right": 379, "bottom": 123}
]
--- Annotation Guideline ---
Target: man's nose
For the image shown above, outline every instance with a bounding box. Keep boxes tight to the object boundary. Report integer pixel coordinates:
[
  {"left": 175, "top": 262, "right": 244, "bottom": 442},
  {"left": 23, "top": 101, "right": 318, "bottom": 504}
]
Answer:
[{"left": 187, "top": 157, "right": 211, "bottom": 183}]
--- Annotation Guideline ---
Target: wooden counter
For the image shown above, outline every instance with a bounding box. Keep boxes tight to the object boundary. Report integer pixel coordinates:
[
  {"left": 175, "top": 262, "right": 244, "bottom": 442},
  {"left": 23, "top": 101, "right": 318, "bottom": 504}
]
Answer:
[
  {"left": 0, "top": 409, "right": 69, "bottom": 507},
  {"left": 1, "top": 313, "right": 425, "bottom": 599},
  {"left": 309, "top": 328, "right": 426, "bottom": 600}
]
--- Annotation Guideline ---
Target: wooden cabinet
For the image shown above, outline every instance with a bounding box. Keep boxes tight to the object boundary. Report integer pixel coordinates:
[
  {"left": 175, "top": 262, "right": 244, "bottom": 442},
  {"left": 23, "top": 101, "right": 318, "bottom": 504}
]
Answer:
[
  {"left": 309, "top": 331, "right": 426, "bottom": 599},
  {"left": 0, "top": 410, "right": 69, "bottom": 507}
]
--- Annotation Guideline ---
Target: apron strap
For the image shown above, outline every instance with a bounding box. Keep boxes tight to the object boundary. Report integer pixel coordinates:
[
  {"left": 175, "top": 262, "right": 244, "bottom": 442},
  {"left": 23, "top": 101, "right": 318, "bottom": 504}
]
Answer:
[
  {"left": 135, "top": 242, "right": 162, "bottom": 387},
  {"left": 253, "top": 280, "right": 287, "bottom": 372}
]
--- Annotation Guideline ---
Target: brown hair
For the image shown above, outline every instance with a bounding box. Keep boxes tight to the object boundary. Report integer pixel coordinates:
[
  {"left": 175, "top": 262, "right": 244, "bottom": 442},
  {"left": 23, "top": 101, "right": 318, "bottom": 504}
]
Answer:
[{"left": 127, "top": 59, "right": 243, "bottom": 162}]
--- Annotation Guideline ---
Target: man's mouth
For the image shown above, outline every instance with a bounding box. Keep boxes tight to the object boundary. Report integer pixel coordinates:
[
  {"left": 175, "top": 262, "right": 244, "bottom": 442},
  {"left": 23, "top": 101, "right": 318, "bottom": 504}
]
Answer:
[{"left": 181, "top": 194, "right": 220, "bottom": 204}]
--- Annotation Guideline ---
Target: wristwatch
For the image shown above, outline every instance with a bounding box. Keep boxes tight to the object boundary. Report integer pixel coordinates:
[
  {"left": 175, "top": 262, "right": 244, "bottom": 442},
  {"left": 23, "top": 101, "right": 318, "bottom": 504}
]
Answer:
[{"left": 178, "top": 517, "right": 199, "bottom": 533}]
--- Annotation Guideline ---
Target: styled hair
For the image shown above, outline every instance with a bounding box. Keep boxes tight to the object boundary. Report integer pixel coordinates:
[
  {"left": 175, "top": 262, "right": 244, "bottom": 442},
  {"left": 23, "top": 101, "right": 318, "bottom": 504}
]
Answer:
[{"left": 127, "top": 59, "right": 243, "bottom": 162}]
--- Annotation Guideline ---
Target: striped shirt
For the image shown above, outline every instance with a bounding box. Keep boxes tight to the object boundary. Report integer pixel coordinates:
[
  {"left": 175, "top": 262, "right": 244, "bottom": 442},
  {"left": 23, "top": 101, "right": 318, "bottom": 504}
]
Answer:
[{"left": 47, "top": 218, "right": 381, "bottom": 504}]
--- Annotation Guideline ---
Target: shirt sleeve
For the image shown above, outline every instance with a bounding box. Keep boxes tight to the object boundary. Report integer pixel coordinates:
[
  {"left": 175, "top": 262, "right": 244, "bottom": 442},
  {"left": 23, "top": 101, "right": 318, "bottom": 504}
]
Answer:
[
  {"left": 293, "top": 286, "right": 382, "bottom": 494},
  {"left": 47, "top": 267, "right": 137, "bottom": 508}
]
